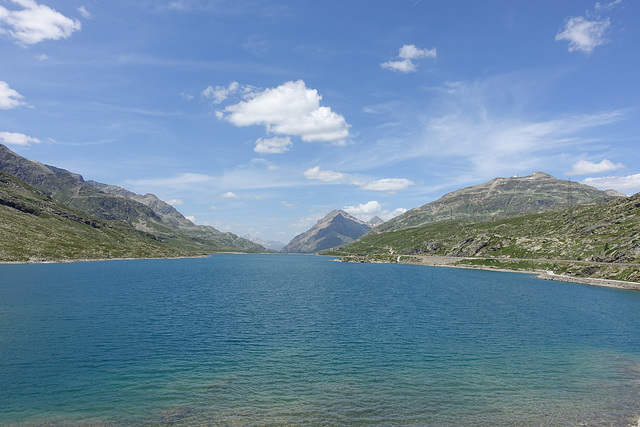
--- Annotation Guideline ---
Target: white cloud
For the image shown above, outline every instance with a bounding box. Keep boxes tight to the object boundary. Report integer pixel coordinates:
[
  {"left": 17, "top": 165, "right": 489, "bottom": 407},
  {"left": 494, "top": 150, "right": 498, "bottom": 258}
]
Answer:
[
  {"left": 254, "top": 136, "right": 292, "bottom": 154},
  {"left": 303, "top": 166, "right": 346, "bottom": 182},
  {"left": 219, "top": 191, "right": 239, "bottom": 199},
  {"left": 399, "top": 44, "right": 437, "bottom": 60},
  {"left": 381, "top": 44, "right": 436, "bottom": 73},
  {"left": 582, "top": 173, "right": 640, "bottom": 195},
  {"left": 76, "top": 6, "right": 91, "bottom": 19},
  {"left": 343, "top": 201, "right": 407, "bottom": 222},
  {"left": 343, "top": 201, "right": 383, "bottom": 216},
  {"left": 381, "top": 59, "right": 416, "bottom": 73},
  {"left": 555, "top": 1, "right": 622, "bottom": 54},
  {"left": 0, "top": 81, "right": 26, "bottom": 109},
  {"left": 202, "top": 81, "right": 240, "bottom": 104},
  {"left": 360, "top": 178, "right": 414, "bottom": 192},
  {"left": 0, "top": 0, "right": 82, "bottom": 45},
  {"left": 556, "top": 16, "right": 610, "bottom": 54},
  {"left": 595, "top": 0, "right": 622, "bottom": 12},
  {"left": 185, "top": 215, "right": 196, "bottom": 222},
  {"left": 218, "top": 80, "right": 350, "bottom": 144},
  {"left": 0, "top": 130, "right": 40, "bottom": 146},
  {"left": 406, "top": 77, "right": 628, "bottom": 179},
  {"left": 567, "top": 159, "right": 624, "bottom": 175},
  {"left": 167, "top": 199, "right": 184, "bottom": 206}
]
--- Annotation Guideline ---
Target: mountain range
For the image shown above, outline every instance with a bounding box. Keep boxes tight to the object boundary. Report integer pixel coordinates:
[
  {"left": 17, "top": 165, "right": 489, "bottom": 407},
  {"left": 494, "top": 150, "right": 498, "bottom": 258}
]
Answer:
[
  {"left": 2, "top": 144, "right": 638, "bottom": 282},
  {"left": 0, "top": 144, "right": 265, "bottom": 261},
  {"left": 284, "top": 172, "right": 621, "bottom": 255}
]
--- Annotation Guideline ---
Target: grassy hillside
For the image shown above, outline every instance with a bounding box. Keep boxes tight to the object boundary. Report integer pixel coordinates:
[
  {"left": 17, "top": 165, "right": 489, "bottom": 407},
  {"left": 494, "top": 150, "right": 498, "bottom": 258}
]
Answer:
[
  {"left": 372, "top": 172, "right": 618, "bottom": 234},
  {"left": 0, "top": 170, "right": 203, "bottom": 262},
  {"left": 0, "top": 144, "right": 265, "bottom": 254},
  {"left": 326, "top": 192, "right": 640, "bottom": 282}
]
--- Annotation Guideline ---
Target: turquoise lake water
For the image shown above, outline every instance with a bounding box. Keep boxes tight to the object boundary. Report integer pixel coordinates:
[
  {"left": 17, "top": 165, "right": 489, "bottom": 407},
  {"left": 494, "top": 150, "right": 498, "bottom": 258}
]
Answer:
[{"left": 1, "top": 254, "right": 640, "bottom": 426}]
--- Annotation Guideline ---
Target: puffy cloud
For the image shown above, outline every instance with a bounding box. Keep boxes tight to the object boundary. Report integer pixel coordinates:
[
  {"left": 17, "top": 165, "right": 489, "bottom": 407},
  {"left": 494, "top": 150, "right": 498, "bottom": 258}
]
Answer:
[
  {"left": 254, "top": 136, "right": 292, "bottom": 154},
  {"left": 381, "top": 44, "right": 436, "bottom": 73},
  {"left": 381, "top": 59, "right": 416, "bottom": 73},
  {"left": 0, "top": 81, "right": 26, "bottom": 109},
  {"left": 218, "top": 191, "right": 239, "bottom": 199},
  {"left": 167, "top": 199, "right": 183, "bottom": 206},
  {"left": 0, "top": 131, "right": 40, "bottom": 146},
  {"left": 343, "top": 201, "right": 407, "bottom": 222},
  {"left": 567, "top": 159, "right": 624, "bottom": 175},
  {"left": 582, "top": 173, "right": 640, "bottom": 195},
  {"left": 343, "top": 200, "right": 383, "bottom": 216},
  {"left": 0, "top": 0, "right": 81, "bottom": 45},
  {"left": 399, "top": 44, "right": 437, "bottom": 60},
  {"left": 555, "top": 16, "right": 610, "bottom": 54},
  {"left": 303, "top": 166, "right": 346, "bottom": 182},
  {"left": 360, "top": 178, "right": 414, "bottom": 192},
  {"left": 218, "top": 80, "right": 350, "bottom": 144}
]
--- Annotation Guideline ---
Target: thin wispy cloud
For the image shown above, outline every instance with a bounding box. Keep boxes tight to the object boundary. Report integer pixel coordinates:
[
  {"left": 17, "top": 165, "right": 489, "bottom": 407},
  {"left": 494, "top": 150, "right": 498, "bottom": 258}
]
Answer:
[
  {"left": 556, "top": 1, "right": 622, "bottom": 54},
  {"left": 77, "top": 6, "right": 91, "bottom": 19},
  {"left": 0, "top": 0, "right": 82, "bottom": 45},
  {"left": 254, "top": 136, "right": 292, "bottom": 154},
  {"left": 303, "top": 166, "right": 345, "bottom": 182},
  {"left": 582, "top": 173, "right": 640, "bottom": 195},
  {"left": 360, "top": 178, "right": 414, "bottom": 192}
]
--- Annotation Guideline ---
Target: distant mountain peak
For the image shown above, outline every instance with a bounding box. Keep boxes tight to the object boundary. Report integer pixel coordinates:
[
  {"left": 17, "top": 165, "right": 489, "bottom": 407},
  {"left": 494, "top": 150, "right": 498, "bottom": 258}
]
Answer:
[
  {"left": 367, "top": 216, "right": 384, "bottom": 227},
  {"left": 282, "top": 209, "right": 372, "bottom": 253}
]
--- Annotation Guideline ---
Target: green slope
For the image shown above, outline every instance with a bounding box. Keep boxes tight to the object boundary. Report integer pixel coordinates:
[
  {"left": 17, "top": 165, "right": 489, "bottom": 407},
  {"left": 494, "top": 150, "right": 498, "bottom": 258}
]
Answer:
[
  {"left": 326, "top": 192, "right": 640, "bottom": 282},
  {"left": 372, "top": 172, "right": 619, "bottom": 234},
  {"left": 0, "top": 170, "right": 198, "bottom": 262},
  {"left": 0, "top": 144, "right": 265, "bottom": 254}
]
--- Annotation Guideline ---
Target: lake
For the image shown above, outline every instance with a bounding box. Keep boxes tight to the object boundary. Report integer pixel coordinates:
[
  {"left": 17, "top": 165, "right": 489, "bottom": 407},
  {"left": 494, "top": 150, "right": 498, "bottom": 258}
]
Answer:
[{"left": 1, "top": 254, "right": 639, "bottom": 426}]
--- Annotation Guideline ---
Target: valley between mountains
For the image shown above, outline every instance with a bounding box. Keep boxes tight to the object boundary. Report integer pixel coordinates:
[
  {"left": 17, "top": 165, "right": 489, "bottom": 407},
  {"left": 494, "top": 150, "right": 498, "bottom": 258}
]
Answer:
[{"left": 1, "top": 143, "right": 639, "bottom": 283}]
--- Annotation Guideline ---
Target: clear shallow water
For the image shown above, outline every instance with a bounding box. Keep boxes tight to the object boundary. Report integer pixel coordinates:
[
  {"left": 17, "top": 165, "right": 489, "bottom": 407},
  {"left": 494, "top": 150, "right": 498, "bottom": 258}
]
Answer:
[{"left": 1, "top": 254, "right": 640, "bottom": 426}]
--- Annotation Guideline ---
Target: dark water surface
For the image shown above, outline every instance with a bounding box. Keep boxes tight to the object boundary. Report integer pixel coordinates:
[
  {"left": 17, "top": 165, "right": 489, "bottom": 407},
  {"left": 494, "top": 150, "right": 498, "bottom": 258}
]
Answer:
[{"left": 1, "top": 254, "right": 639, "bottom": 426}]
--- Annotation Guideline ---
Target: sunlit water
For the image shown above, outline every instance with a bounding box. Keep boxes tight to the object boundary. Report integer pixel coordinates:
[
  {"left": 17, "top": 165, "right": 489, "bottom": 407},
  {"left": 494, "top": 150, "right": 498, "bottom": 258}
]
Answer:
[{"left": 1, "top": 254, "right": 639, "bottom": 426}]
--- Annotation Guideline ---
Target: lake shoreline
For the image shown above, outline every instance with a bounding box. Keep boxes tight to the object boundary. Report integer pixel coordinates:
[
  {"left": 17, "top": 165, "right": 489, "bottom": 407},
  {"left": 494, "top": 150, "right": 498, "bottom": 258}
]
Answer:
[
  {"left": 344, "top": 255, "right": 640, "bottom": 292},
  {"left": 3, "top": 253, "right": 639, "bottom": 292}
]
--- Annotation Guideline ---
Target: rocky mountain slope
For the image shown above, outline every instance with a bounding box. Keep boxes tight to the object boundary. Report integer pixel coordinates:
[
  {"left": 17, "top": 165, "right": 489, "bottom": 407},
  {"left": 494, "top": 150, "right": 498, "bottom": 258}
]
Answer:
[
  {"left": 0, "top": 170, "right": 194, "bottom": 262},
  {"left": 282, "top": 210, "right": 372, "bottom": 253},
  {"left": 327, "top": 192, "right": 640, "bottom": 282},
  {"left": 372, "top": 172, "right": 620, "bottom": 234},
  {"left": 0, "top": 144, "right": 264, "bottom": 254}
]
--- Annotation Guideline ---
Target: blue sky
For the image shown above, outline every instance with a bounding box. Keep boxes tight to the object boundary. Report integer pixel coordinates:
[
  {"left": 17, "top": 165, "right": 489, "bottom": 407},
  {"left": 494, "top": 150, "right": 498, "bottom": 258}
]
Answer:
[{"left": 1, "top": 0, "right": 639, "bottom": 243}]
